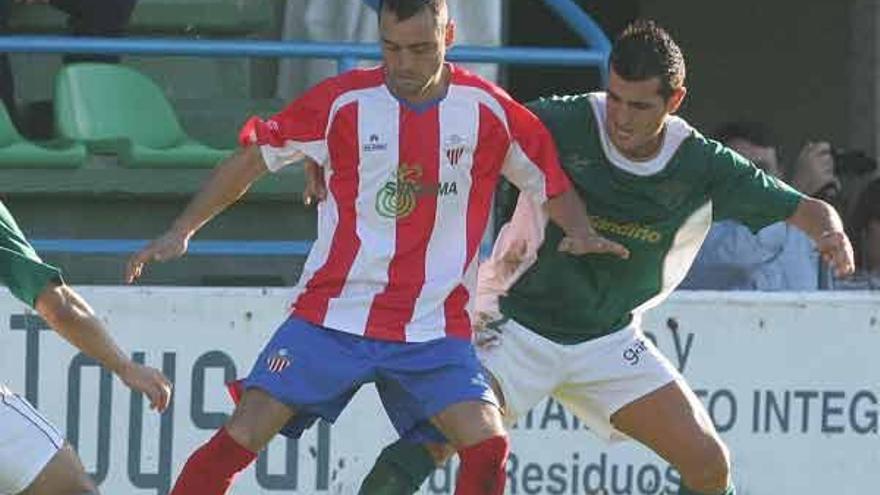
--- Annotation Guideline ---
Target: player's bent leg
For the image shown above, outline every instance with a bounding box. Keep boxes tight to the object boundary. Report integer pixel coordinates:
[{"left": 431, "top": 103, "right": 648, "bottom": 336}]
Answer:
[
  {"left": 358, "top": 441, "right": 450, "bottom": 495},
  {"left": 19, "top": 444, "right": 97, "bottom": 495},
  {"left": 432, "top": 401, "right": 509, "bottom": 495},
  {"left": 170, "top": 388, "right": 296, "bottom": 495},
  {"left": 358, "top": 367, "right": 507, "bottom": 495},
  {"left": 610, "top": 380, "right": 733, "bottom": 495}
]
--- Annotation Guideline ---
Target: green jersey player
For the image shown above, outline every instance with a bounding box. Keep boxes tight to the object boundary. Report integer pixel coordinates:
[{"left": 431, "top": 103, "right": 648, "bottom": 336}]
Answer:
[
  {"left": 311, "top": 20, "right": 854, "bottom": 495},
  {"left": 0, "top": 200, "right": 172, "bottom": 495}
]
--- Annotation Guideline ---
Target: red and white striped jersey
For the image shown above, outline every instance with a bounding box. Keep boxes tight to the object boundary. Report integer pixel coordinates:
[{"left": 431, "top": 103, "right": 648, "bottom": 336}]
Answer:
[{"left": 242, "top": 64, "right": 570, "bottom": 342}]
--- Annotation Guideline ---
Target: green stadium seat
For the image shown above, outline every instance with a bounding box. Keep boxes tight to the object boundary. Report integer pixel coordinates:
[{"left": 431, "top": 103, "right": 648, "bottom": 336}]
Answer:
[
  {"left": 6, "top": 4, "right": 65, "bottom": 33},
  {"left": 54, "top": 63, "right": 231, "bottom": 168},
  {"left": 8, "top": 0, "right": 276, "bottom": 36},
  {"left": 130, "top": 0, "right": 277, "bottom": 36},
  {"left": 0, "top": 103, "right": 85, "bottom": 168}
]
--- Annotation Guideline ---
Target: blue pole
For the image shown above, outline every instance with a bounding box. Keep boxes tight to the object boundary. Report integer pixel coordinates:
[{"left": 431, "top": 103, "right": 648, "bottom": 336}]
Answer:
[
  {"left": 540, "top": 0, "right": 611, "bottom": 84},
  {"left": 0, "top": 36, "right": 606, "bottom": 67}
]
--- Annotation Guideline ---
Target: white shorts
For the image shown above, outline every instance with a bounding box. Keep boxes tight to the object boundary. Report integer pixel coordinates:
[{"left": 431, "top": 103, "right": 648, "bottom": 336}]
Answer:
[
  {"left": 0, "top": 386, "right": 64, "bottom": 494},
  {"left": 477, "top": 317, "right": 683, "bottom": 443}
]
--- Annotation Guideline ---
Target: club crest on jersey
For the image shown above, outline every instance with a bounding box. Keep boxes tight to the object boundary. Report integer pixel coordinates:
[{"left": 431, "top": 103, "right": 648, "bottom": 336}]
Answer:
[
  {"left": 266, "top": 348, "right": 291, "bottom": 373},
  {"left": 363, "top": 133, "right": 388, "bottom": 152},
  {"left": 444, "top": 134, "right": 470, "bottom": 167}
]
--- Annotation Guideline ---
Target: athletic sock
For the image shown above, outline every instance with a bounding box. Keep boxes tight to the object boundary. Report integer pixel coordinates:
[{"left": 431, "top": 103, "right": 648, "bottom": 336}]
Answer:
[
  {"left": 169, "top": 427, "right": 257, "bottom": 495},
  {"left": 358, "top": 439, "right": 436, "bottom": 494},
  {"left": 454, "top": 435, "right": 509, "bottom": 495}
]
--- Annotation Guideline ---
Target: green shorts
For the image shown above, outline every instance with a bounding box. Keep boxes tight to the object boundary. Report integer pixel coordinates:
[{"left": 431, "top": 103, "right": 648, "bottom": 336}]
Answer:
[{"left": 0, "top": 201, "right": 62, "bottom": 308}]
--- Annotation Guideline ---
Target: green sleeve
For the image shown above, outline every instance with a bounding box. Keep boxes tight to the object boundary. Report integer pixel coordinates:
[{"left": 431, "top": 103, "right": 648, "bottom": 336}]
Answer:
[
  {"left": 0, "top": 201, "right": 63, "bottom": 308},
  {"left": 705, "top": 138, "right": 805, "bottom": 232}
]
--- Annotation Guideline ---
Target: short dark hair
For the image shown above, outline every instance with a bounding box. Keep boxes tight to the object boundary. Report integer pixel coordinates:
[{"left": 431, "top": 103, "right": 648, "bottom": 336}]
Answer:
[
  {"left": 714, "top": 121, "right": 776, "bottom": 148},
  {"left": 609, "top": 19, "right": 685, "bottom": 99},
  {"left": 378, "top": 0, "right": 445, "bottom": 24}
]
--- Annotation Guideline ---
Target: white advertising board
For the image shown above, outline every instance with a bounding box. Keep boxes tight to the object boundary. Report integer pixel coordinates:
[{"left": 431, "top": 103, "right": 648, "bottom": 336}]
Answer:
[{"left": 1, "top": 288, "right": 877, "bottom": 494}]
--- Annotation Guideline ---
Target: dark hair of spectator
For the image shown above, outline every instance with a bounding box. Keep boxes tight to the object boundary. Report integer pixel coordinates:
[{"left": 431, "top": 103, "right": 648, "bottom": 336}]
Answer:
[
  {"left": 713, "top": 121, "right": 776, "bottom": 148},
  {"left": 848, "top": 177, "right": 880, "bottom": 266},
  {"left": 609, "top": 19, "right": 686, "bottom": 100}
]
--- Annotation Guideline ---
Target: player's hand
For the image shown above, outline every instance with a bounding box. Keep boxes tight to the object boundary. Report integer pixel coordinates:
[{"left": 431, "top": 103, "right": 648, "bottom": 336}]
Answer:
[
  {"left": 792, "top": 142, "right": 840, "bottom": 197},
  {"left": 118, "top": 361, "right": 173, "bottom": 413},
  {"left": 124, "top": 229, "right": 191, "bottom": 283},
  {"left": 557, "top": 233, "right": 630, "bottom": 259},
  {"left": 303, "top": 159, "right": 326, "bottom": 207},
  {"left": 816, "top": 230, "right": 855, "bottom": 278}
]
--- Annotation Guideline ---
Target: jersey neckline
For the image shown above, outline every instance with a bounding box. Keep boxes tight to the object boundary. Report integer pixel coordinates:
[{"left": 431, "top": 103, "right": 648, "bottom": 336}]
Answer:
[{"left": 587, "top": 92, "right": 693, "bottom": 177}]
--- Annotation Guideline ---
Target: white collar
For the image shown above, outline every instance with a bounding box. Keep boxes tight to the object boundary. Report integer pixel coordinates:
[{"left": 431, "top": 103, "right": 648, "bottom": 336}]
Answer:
[{"left": 588, "top": 92, "right": 693, "bottom": 176}]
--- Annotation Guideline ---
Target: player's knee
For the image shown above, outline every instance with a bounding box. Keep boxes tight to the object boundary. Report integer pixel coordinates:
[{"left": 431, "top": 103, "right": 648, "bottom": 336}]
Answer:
[
  {"left": 678, "top": 436, "right": 730, "bottom": 493},
  {"left": 458, "top": 434, "right": 510, "bottom": 470},
  {"left": 223, "top": 421, "right": 263, "bottom": 453}
]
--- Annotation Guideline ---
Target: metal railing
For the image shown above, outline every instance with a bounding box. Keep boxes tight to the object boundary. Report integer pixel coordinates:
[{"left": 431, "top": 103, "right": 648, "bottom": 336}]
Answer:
[{"left": 3, "top": 0, "right": 610, "bottom": 257}]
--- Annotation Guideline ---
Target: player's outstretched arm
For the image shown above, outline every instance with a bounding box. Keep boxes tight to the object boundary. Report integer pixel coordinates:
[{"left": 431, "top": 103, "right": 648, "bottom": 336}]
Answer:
[
  {"left": 786, "top": 196, "right": 855, "bottom": 277},
  {"left": 35, "top": 282, "right": 172, "bottom": 412},
  {"left": 125, "top": 146, "right": 268, "bottom": 283},
  {"left": 545, "top": 189, "right": 630, "bottom": 259}
]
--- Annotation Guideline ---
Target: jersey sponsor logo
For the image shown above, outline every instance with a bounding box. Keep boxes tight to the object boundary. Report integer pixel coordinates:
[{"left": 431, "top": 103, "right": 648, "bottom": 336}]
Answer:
[
  {"left": 591, "top": 215, "right": 663, "bottom": 243},
  {"left": 376, "top": 163, "right": 459, "bottom": 219},
  {"left": 623, "top": 338, "right": 649, "bottom": 366},
  {"left": 443, "top": 134, "right": 471, "bottom": 167},
  {"left": 266, "top": 348, "right": 291, "bottom": 373},
  {"left": 362, "top": 133, "right": 388, "bottom": 152}
]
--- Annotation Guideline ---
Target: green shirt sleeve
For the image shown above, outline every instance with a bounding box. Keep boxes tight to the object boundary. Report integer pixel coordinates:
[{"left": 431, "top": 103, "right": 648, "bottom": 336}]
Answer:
[
  {"left": 705, "top": 138, "right": 805, "bottom": 233},
  {"left": 0, "top": 201, "right": 63, "bottom": 308}
]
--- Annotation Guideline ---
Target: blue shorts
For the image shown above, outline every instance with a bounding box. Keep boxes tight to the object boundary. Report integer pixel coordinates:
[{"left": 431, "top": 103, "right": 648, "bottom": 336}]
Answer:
[{"left": 243, "top": 316, "right": 497, "bottom": 443}]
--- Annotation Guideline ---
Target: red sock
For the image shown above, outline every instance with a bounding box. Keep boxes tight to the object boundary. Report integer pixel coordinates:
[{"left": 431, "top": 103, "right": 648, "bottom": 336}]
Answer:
[
  {"left": 226, "top": 379, "right": 244, "bottom": 404},
  {"left": 454, "top": 435, "right": 510, "bottom": 495},
  {"left": 170, "top": 427, "right": 257, "bottom": 495}
]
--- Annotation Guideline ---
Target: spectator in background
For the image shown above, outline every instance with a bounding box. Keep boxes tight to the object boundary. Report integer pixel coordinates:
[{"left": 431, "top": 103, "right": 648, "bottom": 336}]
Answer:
[
  {"left": 682, "top": 122, "right": 825, "bottom": 290},
  {"left": 844, "top": 177, "right": 880, "bottom": 287},
  {"left": 0, "top": 0, "right": 137, "bottom": 130}
]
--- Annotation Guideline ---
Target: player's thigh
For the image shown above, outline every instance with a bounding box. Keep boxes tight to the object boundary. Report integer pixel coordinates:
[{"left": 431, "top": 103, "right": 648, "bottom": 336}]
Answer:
[
  {"left": 554, "top": 327, "right": 683, "bottom": 443},
  {"left": 0, "top": 391, "right": 81, "bottom": 495},
  {"left": 379, "top": 336, "right": 503, "bottom": 448},
  {"left": 476, "top": 317, "right": 567, "bottom": 423},
  {"left": 20, "top": 444, "right": 97, "bottom": 495},
  {"left": 430, "top": 400, "right": 506, "bottom": 449},
  {"left": 233, "top": 317, "right": 372, "bottom": 450},
  {"left": 225, "top": 387, "right": 297, "bottom": 452},
  {"left": 610, "top": 378, "right": 723, "bottom": 468}
]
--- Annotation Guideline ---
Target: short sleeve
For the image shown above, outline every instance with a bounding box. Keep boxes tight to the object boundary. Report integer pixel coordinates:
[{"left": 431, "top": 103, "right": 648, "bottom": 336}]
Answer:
[{"left": 707, "top": 140, "right": 804, "bottom": 232}]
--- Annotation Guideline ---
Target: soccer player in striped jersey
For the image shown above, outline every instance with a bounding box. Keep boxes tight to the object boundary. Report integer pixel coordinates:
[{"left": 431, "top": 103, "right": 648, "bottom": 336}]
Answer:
[
  {"left": 350, "top": 19, "right": 856, "bottom": 495},
  {"left": 0, "top": 200, "right": 171, "bottom": 495},
  {"left": 126, "top": 1, "right": 625, "bottom": 494}
]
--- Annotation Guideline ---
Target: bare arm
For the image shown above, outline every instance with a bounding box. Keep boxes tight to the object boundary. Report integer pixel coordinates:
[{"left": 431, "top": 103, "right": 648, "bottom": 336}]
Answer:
[
  {"left": 545, "top": 188, "right": 630, "bottom": 258},
  {"left": 125, "top": 146, "right": 268, "bottom": 282},
  {"left": 786, "top": 197, "right": 855, "bottom": 277},
  {"left": 35, "top": 283, "right": 172, "bottom": 412}
]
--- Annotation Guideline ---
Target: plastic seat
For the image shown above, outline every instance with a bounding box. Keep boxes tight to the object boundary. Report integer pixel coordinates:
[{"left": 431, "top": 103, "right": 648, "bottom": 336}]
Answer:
[
  {"left": 8, "top": 0, "right": 275, "bottom": 36},
  {"left": 0, "top": 103, "right": 85, "bottom": 168},
  {"left": 54, "top": 63, "right": 230, "bottom": 168},
  {"left": 129, "top": 0, "right": 276, "bottom": 36}
]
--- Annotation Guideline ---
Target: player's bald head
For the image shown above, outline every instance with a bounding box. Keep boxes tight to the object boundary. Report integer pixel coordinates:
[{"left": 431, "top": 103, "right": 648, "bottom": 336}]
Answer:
[{"left": 378, "top": 0, "right": 449, "bottom": 30}]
